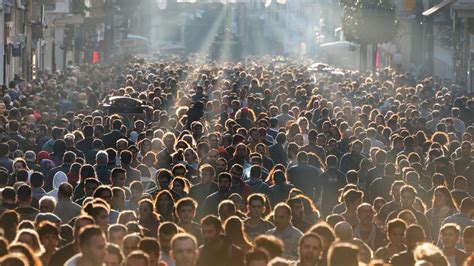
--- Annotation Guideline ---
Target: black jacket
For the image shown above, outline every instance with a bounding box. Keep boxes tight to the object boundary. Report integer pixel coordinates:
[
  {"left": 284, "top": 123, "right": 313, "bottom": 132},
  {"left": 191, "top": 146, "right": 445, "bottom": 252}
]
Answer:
[
  {"left": 102, "top": 130, "right": 127, "bottom": 149},
  {"left": 287, "top": 163, "right": 321, "bottom": 199}
]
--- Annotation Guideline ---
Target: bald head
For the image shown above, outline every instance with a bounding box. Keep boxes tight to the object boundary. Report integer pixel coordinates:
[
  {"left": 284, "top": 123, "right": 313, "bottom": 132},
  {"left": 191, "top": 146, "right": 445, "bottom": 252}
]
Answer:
[{"left": 334, "top": 221, "right": 353, "bottom": 242}]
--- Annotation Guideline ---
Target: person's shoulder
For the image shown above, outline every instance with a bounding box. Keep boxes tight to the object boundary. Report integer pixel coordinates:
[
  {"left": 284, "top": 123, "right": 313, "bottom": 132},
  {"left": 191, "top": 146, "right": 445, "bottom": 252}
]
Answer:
[
  {"left": 374, "top": 245, "right": 388, "bottom": 257},
  {"left": 264, "top": 219, "right": 275, "bottom": 228},
  {"left": 265, "top": 227, "right": 276, "bottom": 234},
  {"left": 290, "top": 225, "right": 304, "bottom": 236}
]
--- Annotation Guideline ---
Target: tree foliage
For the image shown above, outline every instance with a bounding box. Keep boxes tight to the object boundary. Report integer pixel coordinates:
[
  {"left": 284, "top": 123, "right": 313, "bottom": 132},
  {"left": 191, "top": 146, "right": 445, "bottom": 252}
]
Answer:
[{"left": 340, "top": 0, "right": 397, "bottom": 45}]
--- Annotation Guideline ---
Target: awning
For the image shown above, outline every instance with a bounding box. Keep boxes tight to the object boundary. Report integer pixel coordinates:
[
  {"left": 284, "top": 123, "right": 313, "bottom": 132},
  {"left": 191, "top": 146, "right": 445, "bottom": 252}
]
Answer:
[{"left": 423, "top": 0, "right": 456, "bottom": 17}]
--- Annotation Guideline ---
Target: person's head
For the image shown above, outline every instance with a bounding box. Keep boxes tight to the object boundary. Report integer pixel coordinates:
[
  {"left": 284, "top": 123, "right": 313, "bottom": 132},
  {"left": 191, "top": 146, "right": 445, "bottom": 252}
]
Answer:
[
  {"left": 387, "top": 219, "right": 407, "bottom": 247},
  {"left": 93, "top": 185, "right": 113, "bottom": 205},
  {"left": 155, "top": 169, "right": 173, "bottom": 190},
  {"left": 454, "top": 175, "right": 468, "bottom": 192},
  {"left": 287, "top": 196, "right": 306, "bottom": 220},
  {"left": 200, "top": 164, "right": 215, "bottom": 183},
  {"left": 245, "top": 248, "right": 269, "bottom": 266},
  {"left": 84, "top": 178, "right": 100, "bottom": 196},
  {"left": 440, "top": 223, "right": 460, "bottom": 249},
  {"left": 273, "top": 203, "right": 292, "bottom": 231},
  {"left": 111, "top": 168, "right": 126, "bottom": 187},
  {"left": 224, "top": 216, "right": 248, "bottom": 244},
  {"left": 78, "top": 225, "right": 107, "bottom": 265},
  {"left": 155, "top": 190, "right": 175, "bottom": 215},
  {"left": 13, "top": 229, "right": 43, "bottom": 255},
  {"left": 171, "top": 233, "right": 198, "bottom": 266},
  {"left": 230, "top": 164, "right": 244, "bottom": 184},
  {"left": 158, "top": 222, "right": 179, "bottom": 254},
  {"left": 254, "top": 235, "right": 284, "bottom": 259},
  {"left": 83, "top": 201, "right": 110, "bottom": 231},
  {"left": 327, "top": 242, "right": 359, "bottom": 266},
  {"left": 125, "top": 250, "right": 149, "bottom": 266},
  {"left": 464, "top": 226, "right": 474, "bottom": 254},
  {"left": 201, "top": 215, "right": 222, "bottom": 245},
  {"left": 139, "top": 237, "right": 160, "bottom": 266},
  {"left": 247, "top": 193, "right": 267, "bottom": 219},
  {"left": 175, "top": 197, "right": 197, "bottom": 224},
  {"left": 39, "top": 195, "right": 56, "bottom": 213},
  {"left": 58, "top": 182, "right": 73, "bottom": 200},
  {"left": 108, "top": 224, "right": 127, "bottom": 246},
  {"left": 17, "top": 184, "right": 32, "bottom": 204},
  {"left": 37, "top": 221, "right": 59, "bottom": 253},
  {"left": 390, "top": 180, "right": 405, "bottom": 201},
  {"left": 29, "top": 172, "right": 43, "bottom": 189},
  {"left": 123, "top": 233, "right": 141, "bottom": 257},
  {"left": 138, "top": 198, "right": 155, "bottom": 221},
  {"left": 217, "top": 172, "right": 232, "bottom": 193},
  {"left": 356, "top": 203, "right": 375, "bottom": 226},
  {"left": 405, "top": 224, "right": 425, "bottom": 250},
  {"left": 105, "top": 244, "right": 124, "bottom": 266},
  {"left": 218, "top": 199, "right": 236, "bottom": 222},
  {"left": 413, "top": 242, "right": 448, "bottom": 266},
  {"left": 73, "top": 215, "right": 95, "bottom": 241},
  {"left": 350, "top": 140, "right": 362, "bottom": 155},
  {"left": 343, "top": 189, "right": 363, "bottom": 211},
  {"left": 0, "top": 254, "right": 29, "bottom": 265},
  {"left": 298, "top": 233, "right": 322, "bottom": 265},
  {"left": 460, "top": 197, "right": 474, "bottom": 217},
  {"left": 96, "top": 151, "right": 108, "bottom": 166},
  {"left": 400, "top": 185, "right": 416, "bottom": 208},
  {"left": 397, "top": 209, "right": 418, "bottom": 225},
  {"left": 8, "top": 242, "right": 42, "bottom": 266},
  {"left": 433, "top": 186, "right": 457, "bottom": 210}
]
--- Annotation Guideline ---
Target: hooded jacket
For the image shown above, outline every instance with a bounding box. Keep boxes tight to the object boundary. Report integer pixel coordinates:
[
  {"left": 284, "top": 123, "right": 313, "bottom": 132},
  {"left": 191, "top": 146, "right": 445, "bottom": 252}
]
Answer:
[{"left": 48, "top": 171, "right": 68, "bottom": 200}]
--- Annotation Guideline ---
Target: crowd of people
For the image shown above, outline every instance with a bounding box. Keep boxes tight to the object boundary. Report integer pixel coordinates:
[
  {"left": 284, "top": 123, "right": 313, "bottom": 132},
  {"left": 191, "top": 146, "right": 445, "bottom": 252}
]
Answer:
[{"left": 0, "top": 55, "right": 472, "bottom": 266}]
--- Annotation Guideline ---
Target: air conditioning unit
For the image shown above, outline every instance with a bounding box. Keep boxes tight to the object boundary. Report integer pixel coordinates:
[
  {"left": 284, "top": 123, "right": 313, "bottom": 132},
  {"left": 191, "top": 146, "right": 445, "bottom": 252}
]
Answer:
[{"left": 47, "top": 0, "right": 70, "bottom": 14}]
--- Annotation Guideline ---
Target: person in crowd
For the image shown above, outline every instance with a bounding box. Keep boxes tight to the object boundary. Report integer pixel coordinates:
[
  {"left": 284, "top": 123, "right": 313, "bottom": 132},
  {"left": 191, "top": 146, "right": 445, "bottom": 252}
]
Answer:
[
  {"left": 439, "top": 223, "right": 466, "bottom": 266},
  {"left": 64, "top": 225, "right": 107, "bottom": 266},
  {"left": 390, "top": 224, "right": 426, "bottom": 266},
  {"left": 374, "top": 219, "right": 407, "bottom": 262},
  {"left": 171, "top": 233, "right": 199, "bottom": 266},
  {"left": 0, "top": 54, "right": 471, "bottom": 266},
  {"left": 244, "top": 193, "right": 274, "bottom": 241},
  {"left": 197, "top": 215, "right": 244, "bottom": 266},
  {"left": 265, "top": 203, "right": 303, "bottom": 260}
]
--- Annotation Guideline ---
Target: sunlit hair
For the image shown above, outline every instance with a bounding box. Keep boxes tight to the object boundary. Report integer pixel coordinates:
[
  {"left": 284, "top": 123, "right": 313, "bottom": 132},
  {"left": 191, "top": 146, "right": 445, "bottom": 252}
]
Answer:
[
  {"left": 432, "top": 186, "right": 458, "bottom": 210},
  {"left": 13, "top": 229, "right": 44, "bottom": 255},
  {"left": 224, "top": 216, "right": 252, "bottom": 249}
]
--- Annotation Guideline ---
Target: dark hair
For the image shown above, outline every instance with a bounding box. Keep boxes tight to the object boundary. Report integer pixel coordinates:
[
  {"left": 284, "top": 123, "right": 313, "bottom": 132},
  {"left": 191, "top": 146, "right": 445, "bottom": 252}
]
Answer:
[
  {"left": 309, "top": 222, "right": 336, "bottom": 246},
  {"left": 139, "top": 237, "right": 160, "bottom": 256},
  {"left": 78, "top": 225, "right": 104, "bottom": 251},
  {"left": 17, "top": 185, "right": 32, "bottom": 202},
  {"left": 328, "top": 242, "right": 359, "bottom": 266},
  {"left": 387, "top": 218, "right": 407, "bottom": 233},
  {"left": 201, "top": 215, "right": 222, "bottom": 232},
  {"left": 37, "top": 221, "right": 59, "bottom": 238},
  {"left": 461, "top": 198, "right": 474, "bottom": 214},
  {"left": 248, "top": 193, "right": 266, "bottom": 206},
  {"left": 218, "top": 172, "right": 232, "bottom": 182},
  {"left": 30, "top": 172, "right": 44, "bottom": 188},
  {"left": 175, "top": 197, "right": 197, "bottom": 212},
  {"left": 2, "top": 187, "right": 16, "bottom": 202},
  {"left": 158, "top": 222, "right": 179, "bottom": 236},
  {"left": 106, "top": 244, "right": 124, "bottom": 264},
  {"left": 111, "top": 168, "right": 126, "bottom": 180}
]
